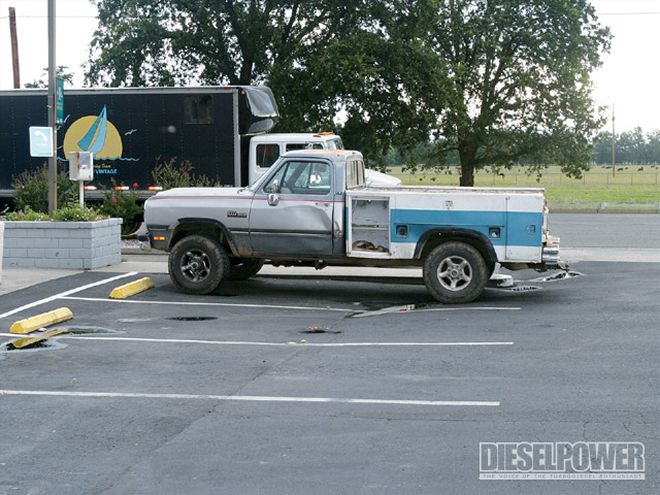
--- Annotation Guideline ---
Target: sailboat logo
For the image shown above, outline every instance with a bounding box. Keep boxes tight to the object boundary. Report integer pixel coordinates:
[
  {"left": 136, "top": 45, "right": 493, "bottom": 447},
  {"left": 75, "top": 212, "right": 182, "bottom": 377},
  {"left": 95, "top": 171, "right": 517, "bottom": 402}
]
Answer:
[{"left": 63, "top": 106, "right": 127, "bottom": 160}]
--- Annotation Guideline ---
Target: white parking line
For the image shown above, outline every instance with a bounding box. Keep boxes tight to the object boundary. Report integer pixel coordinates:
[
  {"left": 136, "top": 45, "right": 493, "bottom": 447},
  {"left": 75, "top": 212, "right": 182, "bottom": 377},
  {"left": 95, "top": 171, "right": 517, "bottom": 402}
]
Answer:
[
  {"left": 0, "top": 389, "right": 500, "bottom": 407},
  {"left": 56, "top": 335, "right": 516, "bottom": 348},
  {"left": 59, "top": 296, "right": 353, "bottom": 313},
  {"left": 59, "top": 296, "right": 522, "bottom": 315},
  {"left": 0, "top": 272, "right": 139, "bottom": 319}
]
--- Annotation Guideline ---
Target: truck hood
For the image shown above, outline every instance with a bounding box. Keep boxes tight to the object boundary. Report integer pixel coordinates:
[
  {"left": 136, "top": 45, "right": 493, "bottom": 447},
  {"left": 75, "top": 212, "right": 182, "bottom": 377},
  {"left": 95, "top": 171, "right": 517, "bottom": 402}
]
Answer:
[{"left": 151, "top": 187, "right": 245, "bottom": 198}]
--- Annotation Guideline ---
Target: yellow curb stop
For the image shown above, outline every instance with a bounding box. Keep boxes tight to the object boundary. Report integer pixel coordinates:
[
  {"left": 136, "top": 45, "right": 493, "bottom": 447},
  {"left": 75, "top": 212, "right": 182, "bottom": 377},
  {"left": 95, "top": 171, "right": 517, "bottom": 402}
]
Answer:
[
  {"left": 9, "top": 307, "right": 74, "bottom": 335},
  {"left": 109, "top": 277, "right": 155, "bottom": 299},
  {"left": 9, "top": 328, "right": 69, "bottom": 349}
]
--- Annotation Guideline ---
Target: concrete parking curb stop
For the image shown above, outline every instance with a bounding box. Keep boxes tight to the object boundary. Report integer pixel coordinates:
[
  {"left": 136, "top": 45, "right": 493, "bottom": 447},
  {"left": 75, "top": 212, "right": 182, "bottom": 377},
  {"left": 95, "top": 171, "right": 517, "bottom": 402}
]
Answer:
[
  {"left": 9, "top": 307, "right": 73, "bottom": 335},
  {"left": 109, "top": 277, "right": 155, "bottom": 299},
  {"left": 8, "top": 328, "right": 69, "bottom": 349}
]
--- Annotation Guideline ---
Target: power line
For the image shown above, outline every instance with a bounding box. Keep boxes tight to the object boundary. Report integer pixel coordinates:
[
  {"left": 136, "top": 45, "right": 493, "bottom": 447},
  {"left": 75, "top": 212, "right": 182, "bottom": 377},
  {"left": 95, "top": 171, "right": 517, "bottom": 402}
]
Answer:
[
  {"left": 0, "top": 15, "right": 96, "bottom": 19},
  {"left": 600, "top": 11, "right": 660, "bottom": 15}
]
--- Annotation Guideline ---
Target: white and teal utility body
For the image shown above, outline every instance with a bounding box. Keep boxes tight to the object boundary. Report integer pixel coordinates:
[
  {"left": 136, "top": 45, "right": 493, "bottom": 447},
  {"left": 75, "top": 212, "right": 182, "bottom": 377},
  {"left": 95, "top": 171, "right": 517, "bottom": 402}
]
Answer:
[{"left": 144, "top": 150, "right": 561, "bottom": 303}]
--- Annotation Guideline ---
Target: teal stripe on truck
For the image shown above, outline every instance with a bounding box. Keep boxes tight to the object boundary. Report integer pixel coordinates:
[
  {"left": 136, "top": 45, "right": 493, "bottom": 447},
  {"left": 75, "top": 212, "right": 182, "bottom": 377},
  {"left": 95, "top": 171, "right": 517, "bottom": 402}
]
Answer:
[{"left": 390, "top": 209, "right": 543, "bottom": 247}]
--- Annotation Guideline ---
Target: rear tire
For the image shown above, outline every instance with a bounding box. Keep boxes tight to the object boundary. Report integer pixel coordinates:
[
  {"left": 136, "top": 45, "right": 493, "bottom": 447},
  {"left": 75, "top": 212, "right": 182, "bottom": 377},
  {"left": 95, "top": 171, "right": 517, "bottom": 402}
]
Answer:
[
  {"left": 423, "top": 241, "right": 489, "bottom": 304},
  {"left": 168, "top": 235, "right": 229, "bottom": 294},
  {"left": 228, "top": 258, "right": 264, "bottom": 281}
]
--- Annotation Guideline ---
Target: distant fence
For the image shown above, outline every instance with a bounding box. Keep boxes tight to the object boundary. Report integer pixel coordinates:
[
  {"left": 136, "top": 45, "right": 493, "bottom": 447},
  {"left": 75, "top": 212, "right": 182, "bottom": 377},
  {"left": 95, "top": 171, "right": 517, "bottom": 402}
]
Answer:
[{"left": 400, "top": 172, "right": 660, "bottom": 187}]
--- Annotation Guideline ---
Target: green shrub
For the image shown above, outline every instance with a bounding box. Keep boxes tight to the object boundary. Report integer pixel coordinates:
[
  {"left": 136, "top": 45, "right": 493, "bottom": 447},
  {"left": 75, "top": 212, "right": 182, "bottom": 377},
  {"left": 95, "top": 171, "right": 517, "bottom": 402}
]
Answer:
[
  {"left": 99, "top": 189, "right": 143, "bottom": 235},
  {"left": 2, "top": 204, "right": 106, "bottom": 222},
  {"left": 151, "top": 159, "right": 218, "bottom": 189},
  {"left": 51, "top": 204, "right": 106, "bottom": 222},
  {"left": 2, "top": 207, "right": 49, "bottom": 221},
  {"left": 12, "top": 166, "right": 79, "bottom": 213}
]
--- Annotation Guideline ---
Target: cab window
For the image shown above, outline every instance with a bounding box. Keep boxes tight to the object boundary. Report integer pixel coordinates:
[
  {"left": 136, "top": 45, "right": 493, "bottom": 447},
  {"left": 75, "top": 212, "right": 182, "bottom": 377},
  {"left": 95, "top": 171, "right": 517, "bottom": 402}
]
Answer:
[
  {"left": 263, "top": 161, "right": 331, "bottom": 195},
  {"left": 255, "top": 144, "right": 280, "bottom": 169}
]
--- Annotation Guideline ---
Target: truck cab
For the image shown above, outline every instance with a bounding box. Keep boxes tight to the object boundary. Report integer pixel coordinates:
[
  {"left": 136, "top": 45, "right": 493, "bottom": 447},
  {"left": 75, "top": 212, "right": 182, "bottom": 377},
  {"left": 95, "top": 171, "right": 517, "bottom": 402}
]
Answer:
[
  {"left": 248, "top": 133, "right": 344, "bottom": 185},
  {"left": 248, "top": 133, "right": 402, "bottom": 188}
]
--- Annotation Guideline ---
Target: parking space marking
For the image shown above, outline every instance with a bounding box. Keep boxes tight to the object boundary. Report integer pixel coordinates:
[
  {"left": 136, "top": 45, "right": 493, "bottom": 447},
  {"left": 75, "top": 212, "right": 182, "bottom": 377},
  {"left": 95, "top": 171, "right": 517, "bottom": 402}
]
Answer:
[
  {"left": 51, "top": 335, "right": 516, "bottom": 348},
  {"left": 59, "top": 296, "right": 353, "bottom": 313},
  {"left": 0, "top": 272, "right": 139, "bottom": 320},
  {"left": 58, "top": 296, "right": 522, "bottom": 315},
  {"left": 0, "top": 389, "right": 500, "bottom": 407}
]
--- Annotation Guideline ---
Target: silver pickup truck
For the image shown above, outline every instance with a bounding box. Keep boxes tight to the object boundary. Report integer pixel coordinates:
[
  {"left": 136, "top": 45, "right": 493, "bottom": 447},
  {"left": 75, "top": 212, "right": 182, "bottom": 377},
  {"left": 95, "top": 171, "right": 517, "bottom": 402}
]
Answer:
[{"left": 143, "top": 149, "right": 561, "bottom": 303}]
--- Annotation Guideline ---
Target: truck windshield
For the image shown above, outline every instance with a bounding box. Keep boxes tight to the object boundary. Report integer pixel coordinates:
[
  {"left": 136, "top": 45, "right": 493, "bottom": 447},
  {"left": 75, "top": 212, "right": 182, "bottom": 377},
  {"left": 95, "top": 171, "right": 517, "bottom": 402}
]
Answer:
[{"left": 327, "top": 138, "right": 344, "bottom": 150}]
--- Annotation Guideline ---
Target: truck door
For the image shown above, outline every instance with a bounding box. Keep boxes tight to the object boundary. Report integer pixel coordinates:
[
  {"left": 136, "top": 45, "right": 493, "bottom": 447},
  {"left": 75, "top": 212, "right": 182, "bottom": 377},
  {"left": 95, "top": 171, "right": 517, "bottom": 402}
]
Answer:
[{"left": 249, "top": 159, "right": 335, "bottom": 256}]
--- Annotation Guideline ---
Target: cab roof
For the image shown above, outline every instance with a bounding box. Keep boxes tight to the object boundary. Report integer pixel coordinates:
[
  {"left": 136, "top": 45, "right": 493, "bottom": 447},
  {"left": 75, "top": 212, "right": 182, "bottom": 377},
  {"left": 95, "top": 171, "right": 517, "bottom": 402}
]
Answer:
[{"left": 280, "top": 149, "right": 363, "bottom": 161}]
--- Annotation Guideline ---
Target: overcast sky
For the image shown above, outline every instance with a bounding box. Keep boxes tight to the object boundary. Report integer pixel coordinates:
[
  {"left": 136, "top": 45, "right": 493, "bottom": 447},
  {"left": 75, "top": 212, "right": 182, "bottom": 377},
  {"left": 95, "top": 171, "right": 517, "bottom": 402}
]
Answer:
[{"left": 0, "top": 0, "right": 657, "bottom": 132}]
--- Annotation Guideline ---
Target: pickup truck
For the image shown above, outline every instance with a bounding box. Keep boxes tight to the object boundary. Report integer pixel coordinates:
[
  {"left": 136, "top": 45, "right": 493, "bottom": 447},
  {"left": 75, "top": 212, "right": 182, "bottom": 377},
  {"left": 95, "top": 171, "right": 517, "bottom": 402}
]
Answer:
[{"left": 143, "top": 149, "right": 561, "bottom": 303}]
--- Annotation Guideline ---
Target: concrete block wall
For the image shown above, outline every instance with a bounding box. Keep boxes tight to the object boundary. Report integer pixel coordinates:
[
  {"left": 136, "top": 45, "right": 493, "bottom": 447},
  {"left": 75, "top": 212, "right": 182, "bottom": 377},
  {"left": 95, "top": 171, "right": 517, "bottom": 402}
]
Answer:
[{"left": 2, "top": 218, "right": 122, "bottom": 269}]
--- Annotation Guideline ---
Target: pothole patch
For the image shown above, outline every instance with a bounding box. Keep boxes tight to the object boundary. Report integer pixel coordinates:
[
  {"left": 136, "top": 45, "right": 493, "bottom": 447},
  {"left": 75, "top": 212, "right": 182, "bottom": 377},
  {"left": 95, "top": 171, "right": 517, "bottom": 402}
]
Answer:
[
  {"left": 167, "top": 316, "right": 218, "bottom": 322},
  {"left": 63, "top": 326, "right": 123, "bottom": 335},
  {"left": 2, "top": 339, "right": 67, "bottom": 353},
  {"left": 300, "top": 325, "right": 342, "bottom": 335}
]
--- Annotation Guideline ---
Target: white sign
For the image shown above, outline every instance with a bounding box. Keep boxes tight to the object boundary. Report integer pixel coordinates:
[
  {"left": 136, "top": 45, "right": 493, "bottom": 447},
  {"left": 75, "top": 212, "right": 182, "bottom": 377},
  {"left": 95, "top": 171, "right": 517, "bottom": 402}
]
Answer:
[
  {"left": 69, "top": 151, "right": 94, "bottom": 181},
  {"left": 29, "top": 126, "right": 54, "bottom": 158}
]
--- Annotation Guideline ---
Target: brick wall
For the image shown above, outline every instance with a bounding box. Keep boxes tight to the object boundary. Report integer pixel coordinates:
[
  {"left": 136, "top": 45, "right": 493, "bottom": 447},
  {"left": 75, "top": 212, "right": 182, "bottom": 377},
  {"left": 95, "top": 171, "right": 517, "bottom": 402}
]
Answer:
[{"left": 2, "top": 219, "right": 122, "bottom": 269}]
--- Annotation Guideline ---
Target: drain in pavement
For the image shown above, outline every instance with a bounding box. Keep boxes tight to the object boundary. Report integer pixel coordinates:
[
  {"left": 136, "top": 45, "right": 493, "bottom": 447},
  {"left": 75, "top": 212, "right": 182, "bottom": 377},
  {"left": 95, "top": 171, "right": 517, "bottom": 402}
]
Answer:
[
  {"left": 167, "top": 316, "right": 218, "bottom": 321},
  {"left": 301, "top": 325, "right": 342, "bottom": 334}
]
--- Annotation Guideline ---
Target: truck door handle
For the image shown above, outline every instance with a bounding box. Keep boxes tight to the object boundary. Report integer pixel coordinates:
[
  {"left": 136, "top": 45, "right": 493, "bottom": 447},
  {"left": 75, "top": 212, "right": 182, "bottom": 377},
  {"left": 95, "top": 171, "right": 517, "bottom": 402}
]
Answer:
[
  {"left": 267, "top": 193, "right": 279, "bottom": 206},
  {"left": 315, "top": 202, "right": 330, "bottom": 207}
]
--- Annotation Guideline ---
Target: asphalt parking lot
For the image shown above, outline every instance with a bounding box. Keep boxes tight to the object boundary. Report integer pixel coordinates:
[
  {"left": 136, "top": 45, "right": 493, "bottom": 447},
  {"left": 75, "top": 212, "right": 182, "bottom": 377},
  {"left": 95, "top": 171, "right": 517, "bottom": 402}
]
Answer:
[{"left": 0, "top": 261, "right": 658, "bottom": 494}]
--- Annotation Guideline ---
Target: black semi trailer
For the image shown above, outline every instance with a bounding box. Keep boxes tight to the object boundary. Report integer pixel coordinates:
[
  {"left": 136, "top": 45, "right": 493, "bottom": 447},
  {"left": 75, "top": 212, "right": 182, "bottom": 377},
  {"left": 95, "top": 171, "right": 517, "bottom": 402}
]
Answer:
[{"left": 0, "top": 86, "right": 278, "bottom": 198}]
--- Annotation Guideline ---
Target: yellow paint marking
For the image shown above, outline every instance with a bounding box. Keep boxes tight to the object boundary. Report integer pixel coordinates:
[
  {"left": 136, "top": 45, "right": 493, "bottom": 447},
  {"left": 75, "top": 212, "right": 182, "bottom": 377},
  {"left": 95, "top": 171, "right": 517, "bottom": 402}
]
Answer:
[
  {"left": 8, "top": 328, "right": 69, "bottom": 349},
  {"left": 109, "top": 277, "right": 155, "bottom": 299},
  {"left": 9, "top": 307, "right": 74, "bottom": 335}
]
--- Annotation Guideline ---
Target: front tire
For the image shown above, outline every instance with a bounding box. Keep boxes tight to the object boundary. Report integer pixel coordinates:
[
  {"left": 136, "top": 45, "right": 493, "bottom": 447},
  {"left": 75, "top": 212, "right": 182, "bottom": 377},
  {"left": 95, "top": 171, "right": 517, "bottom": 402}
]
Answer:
[
  {"left": 168, "top": 235, "right": 230, "bottom": 294},
  {"left": 423, "top": 241, "right": 489, "bottom": 304}
]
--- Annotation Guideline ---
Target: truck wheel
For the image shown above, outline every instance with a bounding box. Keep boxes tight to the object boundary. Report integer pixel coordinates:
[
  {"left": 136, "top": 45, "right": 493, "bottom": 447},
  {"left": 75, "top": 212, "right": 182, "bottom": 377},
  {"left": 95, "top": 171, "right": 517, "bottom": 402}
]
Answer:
[
  {"left": 423, "top": 242, "right": 489, "bottom": 304},
  {"left": 168, "top": 235, "right": 229, "bottom": 294},
  {"left": 228, "top": 258, "right": 264, "bottom": 281}
]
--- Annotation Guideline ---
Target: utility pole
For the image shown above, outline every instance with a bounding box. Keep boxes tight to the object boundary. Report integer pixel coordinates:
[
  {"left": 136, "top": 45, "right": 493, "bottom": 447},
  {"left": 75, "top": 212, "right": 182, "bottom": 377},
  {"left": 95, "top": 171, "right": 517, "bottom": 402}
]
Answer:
[
  {"left": 611, "top": 104, "right": 616, "bottom": 177},
  {"left": 9, "top": 7, "right": 20, "bottom": 88},
  {"left": 47, "top": 0, "right": 57, "bottom": 214}
]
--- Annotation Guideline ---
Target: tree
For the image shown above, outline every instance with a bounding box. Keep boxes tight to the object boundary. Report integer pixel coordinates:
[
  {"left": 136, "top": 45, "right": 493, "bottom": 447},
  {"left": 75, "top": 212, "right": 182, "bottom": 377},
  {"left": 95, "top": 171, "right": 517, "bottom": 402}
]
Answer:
[
  {"left": 392, "top": 0, "right": 611, "bottom": 185},
  {"left": 24, "top": 65, "right": 74, "bottom": 88},
  {"left": 85, "top": 0, "right": 440, "bottom": 162},
  {"left": 86, "top": 1, "right": 611, "bottom": 185}
]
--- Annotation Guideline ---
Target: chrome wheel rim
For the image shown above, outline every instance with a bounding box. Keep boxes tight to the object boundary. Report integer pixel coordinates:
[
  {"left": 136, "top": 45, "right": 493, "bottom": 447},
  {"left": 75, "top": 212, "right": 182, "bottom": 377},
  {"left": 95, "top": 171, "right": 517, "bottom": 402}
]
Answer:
[
  {"left": 180, "top": 249, "right": 211, "bottom": 282},
  {"left": 437, "top": 256, "right": 472, "bottom": 291}
]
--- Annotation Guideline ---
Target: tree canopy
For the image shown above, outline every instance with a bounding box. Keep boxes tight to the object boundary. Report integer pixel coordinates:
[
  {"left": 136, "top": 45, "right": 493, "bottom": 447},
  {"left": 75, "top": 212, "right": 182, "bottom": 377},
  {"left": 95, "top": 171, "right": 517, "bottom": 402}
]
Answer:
[{"left": 86, "top": 0, "right": 611, "bottom": 186}]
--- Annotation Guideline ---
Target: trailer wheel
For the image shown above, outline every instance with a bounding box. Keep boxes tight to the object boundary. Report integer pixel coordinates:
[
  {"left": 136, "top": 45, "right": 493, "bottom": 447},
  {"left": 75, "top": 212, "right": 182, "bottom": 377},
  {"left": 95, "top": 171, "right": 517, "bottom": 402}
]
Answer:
[
  {"left": 228, "top": 258, "right": 264, "bottom": 281},
  {"left": 423, "top": 241, "right": 489, "bottom": 304},
  {"left": 169, "top": 235, "right": 229, "bottom": 294}
]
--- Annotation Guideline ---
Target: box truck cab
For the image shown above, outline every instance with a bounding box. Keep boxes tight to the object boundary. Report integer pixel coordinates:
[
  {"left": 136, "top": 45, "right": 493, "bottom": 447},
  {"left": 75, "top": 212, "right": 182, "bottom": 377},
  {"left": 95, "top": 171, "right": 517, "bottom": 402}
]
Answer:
[{"left": 249, "top": 132, "right": 402, "bottom": 187}]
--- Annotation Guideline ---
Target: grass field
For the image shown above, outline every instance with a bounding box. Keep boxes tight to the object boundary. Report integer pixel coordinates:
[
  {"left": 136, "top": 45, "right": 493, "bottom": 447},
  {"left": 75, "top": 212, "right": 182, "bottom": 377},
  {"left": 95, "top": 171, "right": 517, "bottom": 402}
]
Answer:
[{"left": 389, "top": 164, "right": 660, "bottom": 203}]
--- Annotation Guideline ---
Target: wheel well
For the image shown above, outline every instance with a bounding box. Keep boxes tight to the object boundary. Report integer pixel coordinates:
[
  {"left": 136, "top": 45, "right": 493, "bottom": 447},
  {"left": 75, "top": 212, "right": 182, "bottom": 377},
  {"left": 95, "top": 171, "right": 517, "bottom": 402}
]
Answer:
[
  {"left": 418, "top": 232, "right": 497, "bottom": 267},
  {"left": 170, "top": 221, "right": 236, "bottom": 255}
]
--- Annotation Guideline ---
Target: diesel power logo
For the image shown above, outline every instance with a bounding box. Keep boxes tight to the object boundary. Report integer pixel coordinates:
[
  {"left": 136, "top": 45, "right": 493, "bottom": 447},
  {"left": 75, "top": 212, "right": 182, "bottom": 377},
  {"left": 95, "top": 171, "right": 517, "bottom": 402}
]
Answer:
[{"left": 479, "top": 442, "right": 645, "bottom": 480}]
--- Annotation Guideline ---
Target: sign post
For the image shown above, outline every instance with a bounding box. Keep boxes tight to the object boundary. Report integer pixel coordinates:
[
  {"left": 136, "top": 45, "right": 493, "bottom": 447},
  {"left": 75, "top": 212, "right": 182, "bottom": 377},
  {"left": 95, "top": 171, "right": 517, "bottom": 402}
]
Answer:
[{"left": 47, "top": 0, "right": 57, "bottom": 214}]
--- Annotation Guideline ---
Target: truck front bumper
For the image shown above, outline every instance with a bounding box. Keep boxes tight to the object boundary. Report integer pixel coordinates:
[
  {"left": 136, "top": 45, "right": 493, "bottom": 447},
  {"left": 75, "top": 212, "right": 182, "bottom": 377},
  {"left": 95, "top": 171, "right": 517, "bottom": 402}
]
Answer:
[{"left": 138, "top": 225, "right": 171, "bottom": 251}]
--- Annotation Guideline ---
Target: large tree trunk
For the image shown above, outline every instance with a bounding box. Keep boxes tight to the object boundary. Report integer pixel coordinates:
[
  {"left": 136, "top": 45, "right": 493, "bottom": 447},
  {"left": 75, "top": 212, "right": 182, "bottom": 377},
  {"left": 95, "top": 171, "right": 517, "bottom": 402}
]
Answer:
[{"left": 458, "top": 142, "right": 477, "bottom": 187}]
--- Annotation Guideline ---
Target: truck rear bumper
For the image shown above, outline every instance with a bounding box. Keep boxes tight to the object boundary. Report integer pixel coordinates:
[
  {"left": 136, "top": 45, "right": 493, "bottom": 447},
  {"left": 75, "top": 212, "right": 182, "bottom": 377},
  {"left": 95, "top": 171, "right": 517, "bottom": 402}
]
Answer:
[{"left": 542, "top": 235, "right": 561, "bottom": 266}]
